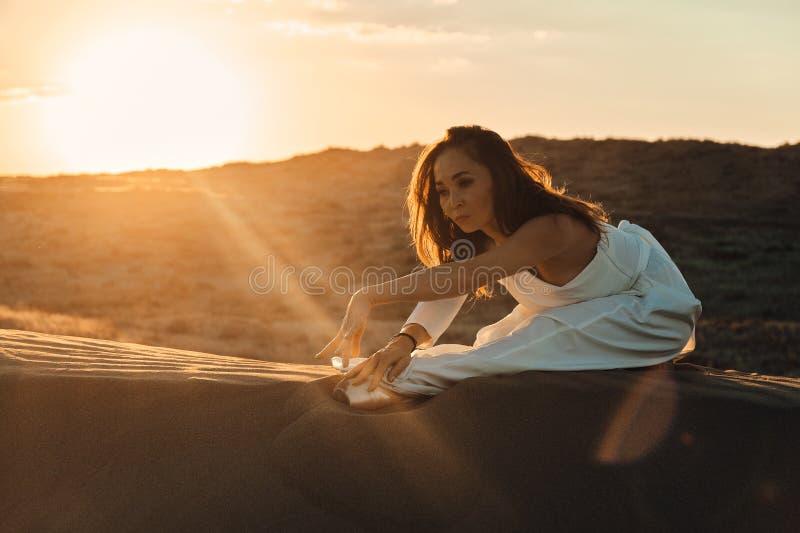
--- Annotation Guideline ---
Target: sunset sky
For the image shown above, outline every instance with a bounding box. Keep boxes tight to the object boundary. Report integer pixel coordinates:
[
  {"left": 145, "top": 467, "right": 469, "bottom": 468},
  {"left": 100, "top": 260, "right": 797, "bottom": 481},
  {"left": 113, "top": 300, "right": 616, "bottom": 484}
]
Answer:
[{"left": 1, "top": 0, "right": 797, "bottom": 177}]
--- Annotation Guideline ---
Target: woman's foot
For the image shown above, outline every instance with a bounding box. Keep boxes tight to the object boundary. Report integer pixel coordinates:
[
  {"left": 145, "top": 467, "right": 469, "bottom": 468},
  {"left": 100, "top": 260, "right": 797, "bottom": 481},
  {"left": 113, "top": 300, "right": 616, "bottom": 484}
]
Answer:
[{"left": 333, "top": 377, "right": 417, "bottom": 410}]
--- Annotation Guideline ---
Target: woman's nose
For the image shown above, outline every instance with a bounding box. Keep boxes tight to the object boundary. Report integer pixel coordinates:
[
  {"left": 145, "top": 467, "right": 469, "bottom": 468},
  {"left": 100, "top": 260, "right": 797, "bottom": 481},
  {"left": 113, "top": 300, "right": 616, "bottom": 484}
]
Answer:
[{"left": 448, "top": 191, "right": 463, "bottom": 210}]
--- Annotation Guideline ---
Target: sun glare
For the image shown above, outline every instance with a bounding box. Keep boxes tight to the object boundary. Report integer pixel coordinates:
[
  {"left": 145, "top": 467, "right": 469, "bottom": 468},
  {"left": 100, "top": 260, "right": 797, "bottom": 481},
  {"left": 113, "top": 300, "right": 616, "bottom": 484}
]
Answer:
[{"left": 40, "top": 25, "right": 260, "bottom": 174}]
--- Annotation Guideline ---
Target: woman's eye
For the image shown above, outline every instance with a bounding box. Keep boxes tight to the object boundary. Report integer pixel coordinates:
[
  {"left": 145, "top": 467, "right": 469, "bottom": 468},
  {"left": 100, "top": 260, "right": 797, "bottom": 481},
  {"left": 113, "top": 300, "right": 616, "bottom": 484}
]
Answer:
[{"left": 437, "top": 180, "right": 470, "bottom": 196}]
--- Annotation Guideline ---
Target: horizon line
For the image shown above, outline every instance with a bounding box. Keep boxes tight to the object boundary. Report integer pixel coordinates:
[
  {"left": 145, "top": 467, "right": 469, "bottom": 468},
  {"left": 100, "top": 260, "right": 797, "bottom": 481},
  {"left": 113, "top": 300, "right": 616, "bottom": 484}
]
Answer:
[{"left": 2, "top": 132, "right": 798, "bottom": 180}]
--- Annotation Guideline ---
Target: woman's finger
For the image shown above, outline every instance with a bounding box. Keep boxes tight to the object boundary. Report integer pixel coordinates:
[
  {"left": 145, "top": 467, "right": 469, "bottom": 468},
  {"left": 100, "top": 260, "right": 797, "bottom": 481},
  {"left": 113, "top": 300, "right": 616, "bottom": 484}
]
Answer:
[
  {"left": 313, "top": 333, "right": 342, "bottom": 360},
  {"left": 386, "top": 357, "right": 410, "bottom": 383},
  {"left": 350, "top": 356, "right": 379, "bottom": 387},
  {"left": 342, "top": 319, "right": 367, "bottom": 366},
  {"left": 349, "top": 358, "right": 376, "bottom": 386},
  {"left": 340, "top": 330, "right": 357, "bottom": 369},
  {"left": 350, "top": 327, "right": 363, "bottom": 359},
  {"left": 368, "top": 358, "right": 393, "bottom": 392},
  {"left": 342, "top": 358, "right": 369, "bottom": 380}
]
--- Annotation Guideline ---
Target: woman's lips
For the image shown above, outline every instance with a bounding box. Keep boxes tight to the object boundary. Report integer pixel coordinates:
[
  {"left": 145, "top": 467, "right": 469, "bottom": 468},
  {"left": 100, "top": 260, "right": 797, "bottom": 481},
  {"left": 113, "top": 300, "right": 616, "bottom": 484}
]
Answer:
[{"left": 455, "top": 215, "right": 470, "bottom": 223}]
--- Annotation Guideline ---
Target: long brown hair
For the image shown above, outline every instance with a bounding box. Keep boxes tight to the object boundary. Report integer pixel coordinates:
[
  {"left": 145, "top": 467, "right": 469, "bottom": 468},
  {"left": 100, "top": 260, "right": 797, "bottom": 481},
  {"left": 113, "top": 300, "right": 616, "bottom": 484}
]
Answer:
[{"left": 405, "top": 125, "right": 610, "bottom": 300}]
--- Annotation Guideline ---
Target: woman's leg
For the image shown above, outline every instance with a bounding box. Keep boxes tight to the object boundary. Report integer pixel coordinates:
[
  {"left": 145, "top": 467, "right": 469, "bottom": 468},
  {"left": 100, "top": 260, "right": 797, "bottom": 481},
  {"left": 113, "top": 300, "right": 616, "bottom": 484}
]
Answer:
[{"left": 382, "top": 288, "right": 701, "bottom": 398}]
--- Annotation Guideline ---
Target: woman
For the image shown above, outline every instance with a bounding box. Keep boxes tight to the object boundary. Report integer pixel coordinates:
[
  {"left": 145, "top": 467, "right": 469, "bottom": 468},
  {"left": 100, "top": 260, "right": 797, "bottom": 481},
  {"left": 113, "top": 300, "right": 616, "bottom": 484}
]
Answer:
[{"left": 314, "top": 125, "right": 702, "bottom": 410}]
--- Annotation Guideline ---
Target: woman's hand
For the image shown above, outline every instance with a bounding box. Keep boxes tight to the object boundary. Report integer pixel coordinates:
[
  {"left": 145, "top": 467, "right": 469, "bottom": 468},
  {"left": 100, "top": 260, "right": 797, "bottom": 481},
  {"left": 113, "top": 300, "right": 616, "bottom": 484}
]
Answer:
[
  {"left": 314, "top": 289, "right": 373, "bottom": 369},
  {"left": 341, "top": 335, "right": 415, "bottom": 392}
]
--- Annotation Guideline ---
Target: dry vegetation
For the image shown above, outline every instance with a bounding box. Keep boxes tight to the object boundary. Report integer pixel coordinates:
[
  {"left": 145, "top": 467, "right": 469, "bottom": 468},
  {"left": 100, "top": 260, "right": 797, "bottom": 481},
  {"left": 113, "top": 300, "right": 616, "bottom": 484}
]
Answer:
[{"left": 1, "top": 137, "right": 798, "bottom": 375}]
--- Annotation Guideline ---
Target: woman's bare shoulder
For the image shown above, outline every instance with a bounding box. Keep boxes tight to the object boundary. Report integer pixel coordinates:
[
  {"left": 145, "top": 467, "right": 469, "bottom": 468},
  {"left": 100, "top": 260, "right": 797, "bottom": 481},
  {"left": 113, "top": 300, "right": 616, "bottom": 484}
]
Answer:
[
  {"left": 519, "top": 214, "right": 599, "bottom": 260},
  {"left": 519, "top": 213, "right": 577, "bottom": 239}
]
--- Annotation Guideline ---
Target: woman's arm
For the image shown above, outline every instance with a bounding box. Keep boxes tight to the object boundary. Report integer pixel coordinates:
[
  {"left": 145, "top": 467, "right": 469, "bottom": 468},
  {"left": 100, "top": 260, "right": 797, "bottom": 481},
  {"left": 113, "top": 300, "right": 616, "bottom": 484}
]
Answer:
[
  {"left": 362, "top": 214, "right": 576, "bottom": 307},
  {"left": 395, "top": 323, "right": 431, "bottom": 350},
  {"left": 401, "top": 294, "right": 468, "bottom": 349},
  {"left": 335, "top": 297, "right": 463, "bottom": 392}
]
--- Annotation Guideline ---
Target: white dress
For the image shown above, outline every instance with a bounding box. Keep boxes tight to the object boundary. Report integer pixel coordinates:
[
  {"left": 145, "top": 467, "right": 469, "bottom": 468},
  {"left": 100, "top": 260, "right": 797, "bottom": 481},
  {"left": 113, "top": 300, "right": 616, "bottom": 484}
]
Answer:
[{"left": 333, "top": 220, "right": 703, "bottom": 407}]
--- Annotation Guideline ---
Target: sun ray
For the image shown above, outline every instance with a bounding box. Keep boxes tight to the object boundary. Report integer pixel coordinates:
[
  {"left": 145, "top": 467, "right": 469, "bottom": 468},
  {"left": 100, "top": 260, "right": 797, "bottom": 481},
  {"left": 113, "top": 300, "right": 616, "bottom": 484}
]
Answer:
[{"left": 194, "top": 175, "right": 341, "bottom": 354}]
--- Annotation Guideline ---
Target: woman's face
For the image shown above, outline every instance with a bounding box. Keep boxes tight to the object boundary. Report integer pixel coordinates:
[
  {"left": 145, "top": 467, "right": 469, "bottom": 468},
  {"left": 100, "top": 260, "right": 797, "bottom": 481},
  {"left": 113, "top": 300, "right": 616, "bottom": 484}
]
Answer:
[{"left": 433, "top": 147, "right": 497, "bottom": 236}]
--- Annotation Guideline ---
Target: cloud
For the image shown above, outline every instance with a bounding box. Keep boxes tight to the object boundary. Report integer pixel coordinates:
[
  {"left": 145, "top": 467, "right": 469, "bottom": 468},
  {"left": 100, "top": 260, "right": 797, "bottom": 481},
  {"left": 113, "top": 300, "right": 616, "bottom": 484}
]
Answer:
[
  {"left": 0, "top": 84, "right": 69, "bottom": 105},
  {"left": 199, "top": 0, "right": 249, "bottom": 4},
  {"left": 429, "top": 56, "right": 473, "bottom": 73},
  {"left": 337, "top": 57, "right": 382, "bottom": 70},
  {"left": 531, "top": 29, "right": 564, "bottom": 40},
  {"left": 263, "top": 19, "right": 490, "bottom": 45},
  {"left": 306, "top": 0, "right": 349, "bottom": 12}
]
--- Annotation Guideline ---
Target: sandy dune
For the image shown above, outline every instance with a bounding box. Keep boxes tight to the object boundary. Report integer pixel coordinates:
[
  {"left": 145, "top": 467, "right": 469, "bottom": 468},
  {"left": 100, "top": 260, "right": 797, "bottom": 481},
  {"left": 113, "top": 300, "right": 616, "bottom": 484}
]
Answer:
[
  {"left": 1, "top": 328, "right": 798, "bottom": 532},
  {"left": 0, "top": 329, "right": 334, "bottom": 384}
]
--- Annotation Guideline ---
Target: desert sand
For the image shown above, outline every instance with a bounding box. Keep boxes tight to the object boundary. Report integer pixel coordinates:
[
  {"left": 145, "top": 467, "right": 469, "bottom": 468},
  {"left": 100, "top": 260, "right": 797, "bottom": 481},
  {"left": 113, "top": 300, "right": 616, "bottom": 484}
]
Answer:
[{"left": 1, "top": 328, "right": 798, "bottom": 532}]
